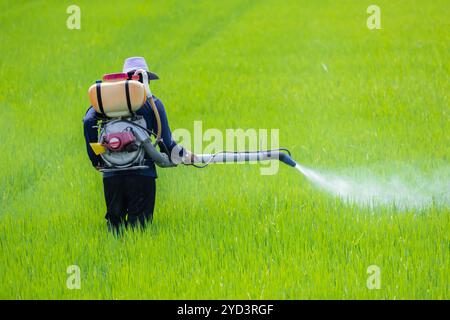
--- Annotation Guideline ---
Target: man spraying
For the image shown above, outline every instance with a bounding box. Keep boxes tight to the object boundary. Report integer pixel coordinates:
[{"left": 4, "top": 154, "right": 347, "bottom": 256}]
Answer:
[{"left": 83, "top": 57, "right": 194, "bottom": 232}]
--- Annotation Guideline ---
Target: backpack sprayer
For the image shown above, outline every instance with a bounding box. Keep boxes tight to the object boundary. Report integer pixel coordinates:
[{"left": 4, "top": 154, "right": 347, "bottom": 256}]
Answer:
[{"left": 87, "top": 71, "right": 298, "bottom": 172}]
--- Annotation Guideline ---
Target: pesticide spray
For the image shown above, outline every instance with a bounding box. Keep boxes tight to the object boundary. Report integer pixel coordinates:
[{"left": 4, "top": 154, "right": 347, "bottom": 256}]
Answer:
[
  {"left": 191, "top": 155, "right": 449, "bottom": 210},
  {"left": 295, "top": 163, "right": 450, "bottom": 210},
  {"left": 87, "top": 73, "right": 448, "bottom": 210}
]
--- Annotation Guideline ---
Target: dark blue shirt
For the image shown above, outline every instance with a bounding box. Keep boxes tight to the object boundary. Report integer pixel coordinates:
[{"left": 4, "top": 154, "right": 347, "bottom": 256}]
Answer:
[{"left": 83, "top": 96, "right": 180, "bottom": 178}]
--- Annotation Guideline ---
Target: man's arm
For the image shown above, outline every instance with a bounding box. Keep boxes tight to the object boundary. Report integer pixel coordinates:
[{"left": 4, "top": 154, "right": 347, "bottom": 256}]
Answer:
[
  {"left": 153, "top": 98, "right": 178, "bottom": 153},
  {"left": 83, "top": 107, "right": 102, "bottom": 168}
]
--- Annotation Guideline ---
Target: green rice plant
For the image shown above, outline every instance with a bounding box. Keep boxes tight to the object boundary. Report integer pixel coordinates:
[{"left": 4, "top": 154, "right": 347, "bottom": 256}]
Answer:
[{"left": 0, "top": 0, "right": 448, "bottom": 299}]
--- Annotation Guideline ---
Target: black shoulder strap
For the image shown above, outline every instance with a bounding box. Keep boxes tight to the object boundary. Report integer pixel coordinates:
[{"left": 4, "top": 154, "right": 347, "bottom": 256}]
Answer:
[
  {"left": 96, "top": 82, "right": 106, "bottom": 117},
  {"left": 125, "top": 80, "right": 133, "bottom": 114}
]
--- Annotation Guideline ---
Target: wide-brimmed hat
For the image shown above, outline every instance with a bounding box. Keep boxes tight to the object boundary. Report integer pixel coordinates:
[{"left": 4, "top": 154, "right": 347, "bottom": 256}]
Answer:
[{"left": 123, "top": 57, "right": 159, "bottom": 80}]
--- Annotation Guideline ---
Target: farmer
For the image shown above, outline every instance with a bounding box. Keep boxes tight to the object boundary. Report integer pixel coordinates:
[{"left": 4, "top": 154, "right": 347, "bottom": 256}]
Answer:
[{"left": 83, "top": 57, "right": 193, "bottom": 232}]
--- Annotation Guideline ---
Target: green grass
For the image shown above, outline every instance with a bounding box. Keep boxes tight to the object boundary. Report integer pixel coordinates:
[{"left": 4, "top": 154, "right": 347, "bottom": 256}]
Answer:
[{"left": 0, "top": 0, "right": 449, "bottom": 299}]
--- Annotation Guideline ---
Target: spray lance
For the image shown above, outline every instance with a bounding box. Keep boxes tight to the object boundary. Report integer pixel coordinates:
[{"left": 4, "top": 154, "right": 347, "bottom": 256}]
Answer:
[{"left": 87, "top": 73, "right": 298, "bottom": 172}]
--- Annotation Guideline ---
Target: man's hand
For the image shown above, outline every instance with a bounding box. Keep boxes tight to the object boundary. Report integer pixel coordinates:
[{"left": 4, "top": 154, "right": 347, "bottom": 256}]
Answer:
[{"left": 133, "top": 69, "right": 152, "bottom": 98}]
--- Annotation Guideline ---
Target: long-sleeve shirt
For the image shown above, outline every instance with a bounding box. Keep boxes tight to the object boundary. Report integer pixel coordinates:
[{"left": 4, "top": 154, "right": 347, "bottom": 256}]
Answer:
[{"left": 83, "top": 96, "right": 181, "bottom": 178}]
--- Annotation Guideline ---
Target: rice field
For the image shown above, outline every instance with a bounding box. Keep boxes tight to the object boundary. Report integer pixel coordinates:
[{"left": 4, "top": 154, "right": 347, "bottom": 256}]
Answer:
[{"left": 0, "top": 0, "right": 448, "bottom": 299}]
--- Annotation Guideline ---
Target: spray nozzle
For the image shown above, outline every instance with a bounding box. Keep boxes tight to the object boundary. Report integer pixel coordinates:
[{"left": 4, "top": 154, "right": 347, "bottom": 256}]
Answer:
[{"left": 278, "top": 152, "right": 297, "bottom": 167}]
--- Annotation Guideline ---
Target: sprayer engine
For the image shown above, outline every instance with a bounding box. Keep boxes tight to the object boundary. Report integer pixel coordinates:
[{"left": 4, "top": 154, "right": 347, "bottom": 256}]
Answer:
[
  {"left": 90, "top": 115, "right": 175, "bottom": 172},
  {"left": 98, "top": 117, "right": 148, "bottom": 169},
  {"left": 102, "top": 132, "right": 136, "bottom": 152}
]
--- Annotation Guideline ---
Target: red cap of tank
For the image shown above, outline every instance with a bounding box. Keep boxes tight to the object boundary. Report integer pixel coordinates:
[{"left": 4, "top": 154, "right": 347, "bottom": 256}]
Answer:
[{"left": 102, "top": 72, "right": 140, "bottom": 82}]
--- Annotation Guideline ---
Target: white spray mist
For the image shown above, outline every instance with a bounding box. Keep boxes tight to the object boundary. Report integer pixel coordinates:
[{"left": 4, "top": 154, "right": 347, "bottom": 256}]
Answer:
[{"left": 295, "top": 163, "right": 450, "bottom": 210}]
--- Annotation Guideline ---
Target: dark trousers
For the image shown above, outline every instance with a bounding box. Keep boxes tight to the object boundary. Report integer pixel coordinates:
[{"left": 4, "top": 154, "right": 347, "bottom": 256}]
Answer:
[{"left": 103, "top": 174, "right": 156, "bottom": 231}]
